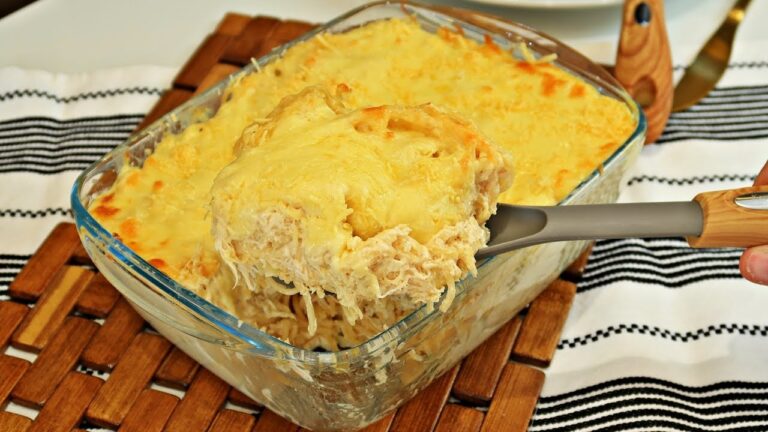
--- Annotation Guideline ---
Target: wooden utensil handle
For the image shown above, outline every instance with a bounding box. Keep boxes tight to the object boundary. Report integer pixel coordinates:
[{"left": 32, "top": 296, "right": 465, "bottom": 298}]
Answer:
[
  {"left": 687, "top": 186, "right": 768, "bottom": 248},
  {"left": 614, "top": 0, "right": 673, "bottom": 144}
]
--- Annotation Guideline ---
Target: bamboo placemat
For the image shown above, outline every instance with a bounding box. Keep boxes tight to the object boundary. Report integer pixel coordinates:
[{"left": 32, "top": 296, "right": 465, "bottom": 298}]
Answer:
[{"left": 0, "top": 13, "right": 590, "bottom": 432}]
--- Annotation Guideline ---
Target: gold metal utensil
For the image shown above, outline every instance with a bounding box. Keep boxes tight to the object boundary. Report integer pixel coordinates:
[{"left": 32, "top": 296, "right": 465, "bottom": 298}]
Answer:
[{"left": 672, "top": 0, "right": 753, "bottom": 112}]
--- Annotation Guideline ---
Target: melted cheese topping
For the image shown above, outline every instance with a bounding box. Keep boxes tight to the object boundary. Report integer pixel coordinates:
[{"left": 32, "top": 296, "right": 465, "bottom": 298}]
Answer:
[
  {"left": 211, "top": 87, "right": 512, "bottom": 331},
  {"left": 90, "top": 18, "right": 635, "bottom": 350}
]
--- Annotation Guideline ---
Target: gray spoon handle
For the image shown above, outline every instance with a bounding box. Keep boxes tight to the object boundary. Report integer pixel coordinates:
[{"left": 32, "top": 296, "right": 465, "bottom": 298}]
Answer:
[
  {"left": 478, "top": 186, "right": 768, "bottom": 259},
  {"left": 476, "top": 201, "right": 703, "bottom": 259}
]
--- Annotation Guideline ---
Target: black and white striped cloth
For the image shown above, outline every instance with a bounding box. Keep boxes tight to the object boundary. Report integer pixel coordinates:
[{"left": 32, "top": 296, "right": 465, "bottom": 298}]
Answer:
[
  {"left": 0, "top": 50, "right": 766, "bottom": 430},
  {"left": 0, "top": 66, "right": 173, "bottom": 295},
  {"left": 532, "top": 54, "right": 768, "bottom": 431}
]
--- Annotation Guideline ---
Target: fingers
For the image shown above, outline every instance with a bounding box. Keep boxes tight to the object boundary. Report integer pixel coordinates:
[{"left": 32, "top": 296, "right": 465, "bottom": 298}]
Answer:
[
  {"left": 740, "top": 245, "right": 768, "bottom": 285},
  {"left": 755, "top": 161, "right": 768, "bottom": 186},
  {"left": 740, "top": 162, "right": 768, "bottom": 285}
]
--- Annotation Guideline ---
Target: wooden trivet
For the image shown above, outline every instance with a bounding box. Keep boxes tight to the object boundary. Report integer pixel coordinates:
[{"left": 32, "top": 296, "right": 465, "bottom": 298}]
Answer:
[{"left": 0, "top": 13, "right": 591, "bottom": 432}]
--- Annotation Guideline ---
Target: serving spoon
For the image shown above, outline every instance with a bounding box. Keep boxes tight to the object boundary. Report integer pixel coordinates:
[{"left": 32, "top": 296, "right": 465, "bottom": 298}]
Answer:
[{"left": 476, "top": 185, "right": 768, "bottom": 260}]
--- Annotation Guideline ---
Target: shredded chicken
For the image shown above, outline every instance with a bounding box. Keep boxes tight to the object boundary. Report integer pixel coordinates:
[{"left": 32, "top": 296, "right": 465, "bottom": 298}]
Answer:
[{"left": 210, "top": 87, "right": 513, "bottom": 335}]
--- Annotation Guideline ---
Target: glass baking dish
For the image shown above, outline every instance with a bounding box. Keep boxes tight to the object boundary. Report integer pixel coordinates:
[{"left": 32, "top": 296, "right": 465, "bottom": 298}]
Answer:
[{"left": 71, "top": 2, "right": 646, "bottom": 430}]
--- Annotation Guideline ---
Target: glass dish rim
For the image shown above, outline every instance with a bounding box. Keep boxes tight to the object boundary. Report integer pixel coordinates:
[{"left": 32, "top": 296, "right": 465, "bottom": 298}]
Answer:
[{"left": 70, "top": 0, "right": 647, "bottom": 365}]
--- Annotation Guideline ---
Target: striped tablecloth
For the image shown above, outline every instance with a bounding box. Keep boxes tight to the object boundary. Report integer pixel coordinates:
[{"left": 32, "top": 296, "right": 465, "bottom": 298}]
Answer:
[{"left": 0, "top": 39, "right": 767, "bottom": 431}]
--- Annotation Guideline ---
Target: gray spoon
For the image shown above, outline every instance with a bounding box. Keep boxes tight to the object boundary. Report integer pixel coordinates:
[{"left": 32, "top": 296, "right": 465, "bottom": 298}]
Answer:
[{"left": 476, "top": 185, "right": 768, "bottom": 260}]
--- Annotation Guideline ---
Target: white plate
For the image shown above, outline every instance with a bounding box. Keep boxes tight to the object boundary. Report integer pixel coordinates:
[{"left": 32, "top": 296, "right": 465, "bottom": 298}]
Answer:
[{"left": 465, "top": 0, "right": 623, "bottom": 9}]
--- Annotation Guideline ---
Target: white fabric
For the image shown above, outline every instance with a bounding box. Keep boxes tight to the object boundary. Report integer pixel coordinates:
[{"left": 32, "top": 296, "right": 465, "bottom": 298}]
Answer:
[{"left": 0, "top": 66, "right": 174, "bottom": 252}]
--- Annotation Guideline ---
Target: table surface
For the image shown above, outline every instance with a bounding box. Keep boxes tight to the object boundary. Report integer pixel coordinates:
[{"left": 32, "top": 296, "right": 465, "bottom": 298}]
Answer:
[{"left": 0, "top": 0, "right": 763, "bottom": 73}]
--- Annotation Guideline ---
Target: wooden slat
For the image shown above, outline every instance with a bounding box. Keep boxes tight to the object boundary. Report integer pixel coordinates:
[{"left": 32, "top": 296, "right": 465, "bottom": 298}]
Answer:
[
  {"left": 118, "top": 389, "right": 179, "bottom": 432},
  {"left": 0, "top": 301, "right": 28, "bottom": 348},
  {"left": 12, "top": 266, "right": 94, "bottom": 351},
  {"left": 221, "top": 16, "right": 281, "bottom": 65},
  {"left": 257, "top": 20, "right": 315, "bottom": 57},
  {"left": 253, "top": 409, "right": 299, "bottom": 432},
  {"left": 174, "top": 33, "right": 233, "bottom": 90},
  {"left": 75, "top": 272, "right": 120, "bottom": 317},
  {"left": 69, "top": 242, "right": 92, "bottom": 266},
  {"left": 0, "top": 354, "right": 30, "bottom": 404},
  {"left": 12, "top": 317, "right": 98, "bottom": 407},
  {"left": 136, "top": 88, "right": 194, "bottom": 130},
  {"left": 359, "top": 412, "right": 395, "bottom": 432},
  {"left": 564, "top": 243, "right": 594, "bottom": 278},
  {"left": 86, "top": 332, "right": 171, "bottom": 428},
  {"left": 0, "top": 412, "right": 32, "bottom": 432},
  {"left": 389, "top": 366, "right": 460, "bottom": 432},
  {"left": 193, "top": 63, "right": 239, "bottom": 95},
  {"left": 155, "top": 347, "right": 199, "bottom": 388},
  {"left": 215, "top": 12, "right": 251, "bottom": 36},
  {"left": 27, "top": 372, "right": 102, "bottom": 432},
  {"left": 453, "top": 317, "right": 522, "bottom": 404},
  {"left": 228, "top": 387, "right": 262, "bottom": 409},
  {"left": 481, "top": 363, "right": 544, "bottom": 432},
  {"left": 81, "top": 297, "right": 145, "bottom": 371},
  {"left": 435, "top": 404, "right": 484, "bottom": 432},
  {"left": 511, "top": 280, "right": 577, "bottom": 367},
  {"left": 163, "top": 368, "right": 230, "bottom": 431},
  {"left": 209, "top": 409, "right": 256, "bottom": 432},
  {"left": 8, "top": 223, "right": 81, "bottom": 300}
]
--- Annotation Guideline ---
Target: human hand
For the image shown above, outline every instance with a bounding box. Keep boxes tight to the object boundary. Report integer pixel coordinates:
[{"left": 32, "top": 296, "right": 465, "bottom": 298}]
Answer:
[{"left": 739, "top": 161, "right": 768, "bottom": 285}]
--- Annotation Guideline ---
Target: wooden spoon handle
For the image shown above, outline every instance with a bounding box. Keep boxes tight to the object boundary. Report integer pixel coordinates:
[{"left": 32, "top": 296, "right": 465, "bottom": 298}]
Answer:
[
  {"left": 687, "top": 186, "right": 768, "bottom": 248},
  {"left": 614, "top": 0, "right": 673, "bottom": 144}
]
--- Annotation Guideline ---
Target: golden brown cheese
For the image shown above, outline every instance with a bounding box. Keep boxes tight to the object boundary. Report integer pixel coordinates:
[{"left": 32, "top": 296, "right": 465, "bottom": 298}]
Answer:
[
  {"left": 210, "top": 87, "right": 512, "bottom": 331},
  {"left": 90, "top": 18, "right": 635, "bottom": 349}
]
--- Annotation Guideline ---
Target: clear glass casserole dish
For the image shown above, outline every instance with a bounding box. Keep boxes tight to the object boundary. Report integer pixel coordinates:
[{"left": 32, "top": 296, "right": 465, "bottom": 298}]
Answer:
[{"left": 70, "top": 2, "right": 646, "bottom": 431}]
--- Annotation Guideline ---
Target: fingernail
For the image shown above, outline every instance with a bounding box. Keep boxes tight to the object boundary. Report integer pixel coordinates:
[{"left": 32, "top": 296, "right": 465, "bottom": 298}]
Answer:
[{"left": 744, "top": 246, "right": 768, "bottom": 285}]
